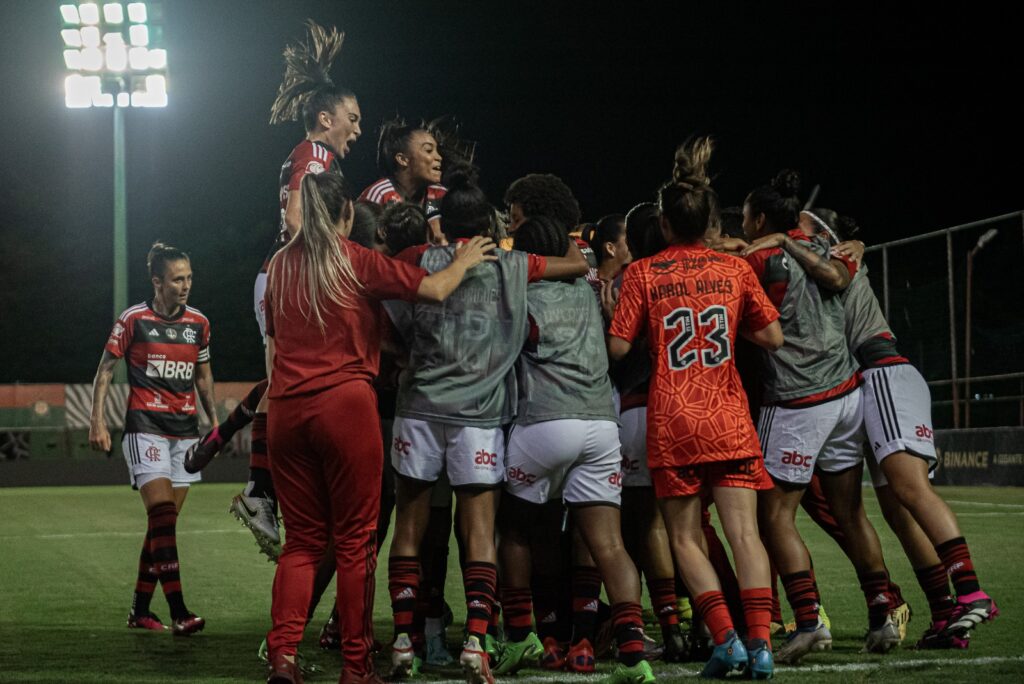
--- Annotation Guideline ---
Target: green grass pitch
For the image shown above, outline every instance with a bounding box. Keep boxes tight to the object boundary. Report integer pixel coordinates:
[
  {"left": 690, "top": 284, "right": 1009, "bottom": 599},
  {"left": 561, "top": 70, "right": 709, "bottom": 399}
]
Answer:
[{"left": 1, "top": 484, "right": 1021, "bottom": 683}]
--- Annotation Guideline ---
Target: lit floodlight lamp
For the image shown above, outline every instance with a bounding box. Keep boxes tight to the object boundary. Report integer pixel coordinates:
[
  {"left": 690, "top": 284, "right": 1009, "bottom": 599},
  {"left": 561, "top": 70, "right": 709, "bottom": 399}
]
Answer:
[
  {"left": 127, "top": 2, "right": 146, "bottom": 23},
  {"left": 65, "top": 74, "right": 102, "bottom": 107},
  {"left": 103, "top": 3, "right": 124, "bottom": 24},
  {"left": 117, "top": 92, "right": 130, "bottom": 107},
  {"left": 128, "top": 46, "right": 147, "bottom": 69},
  {"left": 79, "top": 3, "right": 100, "bottom": 25},
  {"left": 129, "top": 24, "right": 148, "bottom": 46},
  {"left": 106, "top": 43, "right": 127, "bottom": 70},
  {"left": 63, "top": 49, "right": 82, "bottom": 69},
  {"left": 104, "top": 31, "right": 124, "bottom": 45},
  {"left": 80, "top": 47, "right": 103, "bottom": 70},
  {"left": 60, "top": 4, "right": 80, "bottom": 24},
  {"left": 81, "top": 25, "right": 101, "bottom": 47},
  {"left": 147, "top": 48, "right": 166, "bottom": 69},
  {"left": 94, "top": 92, "right": 115, "bottom": 107},
  {"left": 61, "top": 28, "right": 82, "bottom": 46}
]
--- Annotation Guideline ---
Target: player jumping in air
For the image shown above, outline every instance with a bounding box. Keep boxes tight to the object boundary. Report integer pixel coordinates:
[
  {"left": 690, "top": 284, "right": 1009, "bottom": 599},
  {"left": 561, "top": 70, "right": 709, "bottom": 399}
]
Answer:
[{"left": 90, "top": 242, "right": 216, "bottom": 637}]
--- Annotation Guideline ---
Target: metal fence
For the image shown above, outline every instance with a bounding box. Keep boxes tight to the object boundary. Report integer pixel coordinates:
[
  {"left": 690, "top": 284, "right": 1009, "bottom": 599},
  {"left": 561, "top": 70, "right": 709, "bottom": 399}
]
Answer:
[{"left": 863, "top": 210, "right": 1024, "bottom": 428}]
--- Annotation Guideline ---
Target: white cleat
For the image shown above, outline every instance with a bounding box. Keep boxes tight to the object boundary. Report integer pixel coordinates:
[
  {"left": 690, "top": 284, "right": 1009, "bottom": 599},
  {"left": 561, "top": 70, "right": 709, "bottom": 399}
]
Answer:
[
  {"left": 391, "top": 633, "right": 420, "bottom": 678},
  {"left": 775, "top": 620, "right": 832, "bottom": 664},
  {"left": 460, "top": 635, "right": 495, "bottom": 684},
  {"left": 229, "top": 494, "right": 281, "bottom": 561},
  {"left": 863, "top": 614, "right": 902, "bottom": 654}
]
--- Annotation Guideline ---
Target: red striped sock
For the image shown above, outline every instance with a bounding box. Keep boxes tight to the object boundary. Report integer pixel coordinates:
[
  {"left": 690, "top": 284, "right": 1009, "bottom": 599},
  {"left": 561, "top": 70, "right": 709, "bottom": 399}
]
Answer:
[
  {"left": 915, "top": 563, "right": 955, "bottom": 623},
  {"left": 935, "top": 537, "right": 981, "bottom": 597},
  {"left": 780, "top": 571, "right": 820, "bottom": 630},
  {"left": 148, "top": 502, "right": 187, "bottom": 620},
  {"left": 131, "top": 531, "right": 157, "bottom": 616},
  {"left": 533, "top": 573, "right": 562, "bottom": 641},
  {"left": 741, "top": 587, "right": 773, "bottom": 648},
  {"left": 463, "top": 562, "right": 497, "bottom": 642},
  {"left": 611, "top": 601, "right": 645, "bottom": 666},
  {"left": 501, "top": 586, "right": 534, "bottom": 642},
  {"left": 388, "top": 556, "right": 420, "bottom": 639},
  {"left": 571, "top": 566, "right": 602, "bottom": 645},
  {"left": 693, "top": 591, "right": 734, "bottom": 645},
  {"left": 249, "top": 412, "right": 269, "bottom": 472},
  {"left": 646, "top": 577, "right": 679, "bottom": 633},
  {"left": 858, "top": 570, "right": 892, "bottom": 630}
]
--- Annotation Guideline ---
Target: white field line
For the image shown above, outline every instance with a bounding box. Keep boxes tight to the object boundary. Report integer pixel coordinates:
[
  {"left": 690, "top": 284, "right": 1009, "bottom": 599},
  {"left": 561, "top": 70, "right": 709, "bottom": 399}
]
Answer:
[
  {"left": 947, "top": 511, "right": 1024, "bottom": 517},
  {"left": 420, "top": 655, "right": 1024, "bottom": 682},
  {"left": 946, "top": 499, "right": 1024, "bottom": 509},
  {"left": 0, "top": 527, "right": 248, "bottom": 541}
]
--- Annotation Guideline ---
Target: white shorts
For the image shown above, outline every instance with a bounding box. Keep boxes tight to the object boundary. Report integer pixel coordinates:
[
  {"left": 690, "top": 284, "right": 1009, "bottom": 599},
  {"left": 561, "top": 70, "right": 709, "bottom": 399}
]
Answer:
[
  {"left": 254, "top": 273, "right": 268, "bottom": 340},
  {"left": 123, "top": 433, "right": 201, "bottom": 490},
  {"left": 619, "top": 407, "right": 652, "bottom": 487},
  {"left": 505, "top": 419, "right": 622, "bottom": 506},
  {"left": 759, "top": 388, "right": 865, "bottom": 486},
  {"left": 862, "top": 364, "right": 937, "bottom": 487},
  {"left": 391, "top": 417, "right": 505, "bottom": 488}
]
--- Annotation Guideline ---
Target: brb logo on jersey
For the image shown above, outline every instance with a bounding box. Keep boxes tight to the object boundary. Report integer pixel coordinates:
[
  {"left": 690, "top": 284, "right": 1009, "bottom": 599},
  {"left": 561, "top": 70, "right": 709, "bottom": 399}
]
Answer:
[
  {"left": 781, "top": 450, "right": 813, "bottom": 467},
  {"left": 146, "top": 357, "right": 195, "bottom": 381},
  {"left": 475, "top": 450, "right": 498, "bottom": 467},
  {"left": 507, "top": 467, "right": 537, "bottom": 485},
  {"left": 145, "top": 446, "right": 161, "bottom": 462},
  {"left": 182, "top": 327, "right": 197, "bottom": 344}
]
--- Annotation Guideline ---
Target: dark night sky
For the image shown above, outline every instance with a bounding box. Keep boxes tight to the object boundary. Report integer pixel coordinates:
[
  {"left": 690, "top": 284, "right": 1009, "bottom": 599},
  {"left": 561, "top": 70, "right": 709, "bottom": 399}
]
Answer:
[{"left": 0, "top": 1, "right": 1021, "bottom": 384}]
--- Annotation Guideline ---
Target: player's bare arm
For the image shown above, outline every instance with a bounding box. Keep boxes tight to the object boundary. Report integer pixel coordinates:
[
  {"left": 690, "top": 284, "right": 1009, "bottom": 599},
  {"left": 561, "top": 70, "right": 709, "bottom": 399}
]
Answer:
[
  {"left": 607, "top": 335, "right": 632, "bottom": 362},
  {"left": 416, "top": 236, "right": 498, "bottom": 302},
  {"left": 194, "top": 362, "right": 219, "bottom": 429},
  {"left": 540, "top": 238, "right": 589, "bottom": 280},
  {"left": 88, "top": 351, "right": 119, "bottom": 452},
  {"left": 708, "top": 235, "right": 750, "bottom": 253},
  {"left": 743, "top": 233, "right": 851, "bottom": 291},
  {"left": 284, "top": 189, "right": 302, "bottom": 238},
  {"left": 600, "top": 279, "right": 620, "bottom": 323},
  {"left": 831, "top": 239, "right": 865, "bottom": 263},
  {"left": 741, "top": 319, "right": 784, "bottom": 351}
]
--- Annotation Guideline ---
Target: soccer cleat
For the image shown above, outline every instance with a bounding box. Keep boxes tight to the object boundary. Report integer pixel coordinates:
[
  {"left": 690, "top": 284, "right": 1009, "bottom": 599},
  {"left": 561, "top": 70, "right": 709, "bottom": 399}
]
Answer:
[
  {"left": 863, "top": 613, "right": 902, "bottom": 654},
  {"left": 171, "top": 612, "right": 205, "bottom": 636},
  {"left": 889, "top": 600, "right": 912, "bottom": 641},
  {"left": 183, "top": 429, "right": 223, "bottom": 474},
  {"left": 494, "top": 631, "right": 543, "bottom": 675},
  {"left": 747, "top": 638, "right": 774, "bottom": 680},
  {"left": 944, "top": 594, "right": 999, "bottom": 636},
  {"left": 318, "top": 611, "right": 340, "bottom": 651},
  {"left": 785, "top": 603, "right": 832, "bottom": 634},
  {"left": 916, "top": 620, "right": 970, "bottom": 650},
  {"left": 774, "top": 620, "right": 831, "bottom": 665},
  {"left": 566, "top": 638, "right": 596, "bottom": 673},
  {"left": 460, "top": 635, "right": 496, "bottom": 684},
  {"left": 127, "top": 612, "right": 168, "bottom": 632},
  {"left": 390, "top": 633, "right": 422, "bottom": 678},
  {"left": 339, "top": 671, "right": 386, "bottom": 684},
  {"left": 701, "top": 630, "right": 748, "bottom": 679},
  {"left": 600, "top": 659, "right": 656, "bottom": 683},
  {"left": 267, "top": 652, "right": 303, "bottom": 684},
  {"left": 484, "top": 632, "right": 500, "bottom": 665},
  {"left": 640, "top": 628, "right": 664, "bottom": 661},
  {"left": 661, "top": 624, "right": 691, "bottom": 663},
  {"left": 230, "top": 493, "right": 281, "bottom": 561},
  {"left": 540, "top": 636, "right": 567, "bottom": 670}
]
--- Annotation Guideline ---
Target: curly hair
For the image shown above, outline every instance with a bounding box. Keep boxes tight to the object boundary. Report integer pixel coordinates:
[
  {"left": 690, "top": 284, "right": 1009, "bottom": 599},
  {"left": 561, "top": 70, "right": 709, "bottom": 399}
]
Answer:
[
  {"left": 513, "top": 216, "right": 570, "bottom": 258},
  {"left": 503, "top": 173, "right": 581, "bottom": 234}
]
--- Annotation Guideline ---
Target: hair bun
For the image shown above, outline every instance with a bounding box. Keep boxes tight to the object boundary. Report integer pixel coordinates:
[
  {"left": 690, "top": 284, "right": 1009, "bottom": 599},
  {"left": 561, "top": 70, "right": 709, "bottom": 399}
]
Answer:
[
  {"left": 443, "top": 161, "right": 479, "bottom": 190},
  {"left": 771, "top": 169, "right": 801, "bottom": 200},
  {"left": 672, "top": 136, "right": 714, "bottom": 186}
]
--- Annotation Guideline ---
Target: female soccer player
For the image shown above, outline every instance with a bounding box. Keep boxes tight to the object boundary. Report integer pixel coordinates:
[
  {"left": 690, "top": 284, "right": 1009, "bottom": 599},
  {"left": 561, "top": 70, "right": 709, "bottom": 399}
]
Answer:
[
  {"left": 263, "top": 171, "right": 495, "bottom": 684},
  {"left": 385, "top": 166, "right": 588, "bottom": 684},
  {"left": 494, "top": 215, "right": 657, "bottom": 684},
  {"left": 607, "top": 138, "right": 783, "bottom": 679},
  {"left": 739, "top": 172, "right": 904, "bottom": 661},
  {"left": 89, "top": 242, "right": 216, "bottom": 637},
  {"left": 360, "top": 118, "right": 447, "bottom": 244}
]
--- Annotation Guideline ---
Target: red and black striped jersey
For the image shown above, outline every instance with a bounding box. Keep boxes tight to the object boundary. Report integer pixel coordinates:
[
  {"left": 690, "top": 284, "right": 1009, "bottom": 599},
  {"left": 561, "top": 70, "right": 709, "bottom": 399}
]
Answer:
[
  {"left": 261, "top": 140, "right": 341, "bottom": 273},
  {"left": 105, "top": 301, "right": 211, "bottom": 437},
  {"left": 359, "top": 177, "right": 447, "bottom": 219}
]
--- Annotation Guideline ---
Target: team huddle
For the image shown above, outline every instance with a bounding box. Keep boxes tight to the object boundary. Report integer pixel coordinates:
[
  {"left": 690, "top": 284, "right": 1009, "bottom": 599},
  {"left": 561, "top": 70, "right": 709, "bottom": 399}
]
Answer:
[{"left": 87, "top": 21, "right": 999, "bottom": 684}]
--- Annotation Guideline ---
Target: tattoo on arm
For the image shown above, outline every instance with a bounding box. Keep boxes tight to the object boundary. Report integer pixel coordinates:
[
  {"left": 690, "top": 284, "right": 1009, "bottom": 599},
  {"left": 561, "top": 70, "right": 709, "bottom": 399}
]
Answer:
[
  {"left": 782, "top": 235, "right": 849, "bottom": 290},
  {"left": 91, "top": 352, "right": 119, "bottom": 423}
]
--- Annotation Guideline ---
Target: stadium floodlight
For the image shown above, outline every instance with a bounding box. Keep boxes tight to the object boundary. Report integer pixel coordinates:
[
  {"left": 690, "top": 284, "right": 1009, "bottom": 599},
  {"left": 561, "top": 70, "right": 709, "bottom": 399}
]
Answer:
[
  {"left": 59, "top": 1, "right": 167, "bottom": 381},
  {"left": 60, "top": 4, "right": 80, "bottom": 23},
  {"left": 129, "top": 23, "right": 148, "bottom": 46},
  {"left": 103, "top": 3, "right": 124, "bottom": 23},
  {"left": 79, "top": 3, "right": 99, "bottom": 24},
  {"left": 61, "top": 28, "right": 82, "bottom": 46},
  {"left": 127, "top": 2, "right": 146, "bottom": 22}
]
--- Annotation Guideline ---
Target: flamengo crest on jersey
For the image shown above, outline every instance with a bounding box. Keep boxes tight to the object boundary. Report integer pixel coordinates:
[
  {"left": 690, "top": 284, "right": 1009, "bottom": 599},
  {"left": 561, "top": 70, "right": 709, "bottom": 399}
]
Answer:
[{"left": 105, "top": 301, "right": 211, "bottom": 438}]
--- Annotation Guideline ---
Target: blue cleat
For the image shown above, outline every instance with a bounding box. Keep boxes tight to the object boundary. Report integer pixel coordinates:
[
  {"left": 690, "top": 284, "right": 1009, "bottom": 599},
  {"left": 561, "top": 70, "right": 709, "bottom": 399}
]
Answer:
[
  {"left": 701, "top": 630, "right": 748, "bottom": 679},
  {"left": 747, "top": 638, "right": 773, "bottom": 680}
]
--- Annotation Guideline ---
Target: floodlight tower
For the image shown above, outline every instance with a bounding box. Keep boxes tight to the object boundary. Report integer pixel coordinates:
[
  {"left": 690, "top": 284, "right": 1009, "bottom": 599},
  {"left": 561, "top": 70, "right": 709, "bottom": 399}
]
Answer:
[{"left": 60, "top": 2, "right": 167, "bottom": 380}]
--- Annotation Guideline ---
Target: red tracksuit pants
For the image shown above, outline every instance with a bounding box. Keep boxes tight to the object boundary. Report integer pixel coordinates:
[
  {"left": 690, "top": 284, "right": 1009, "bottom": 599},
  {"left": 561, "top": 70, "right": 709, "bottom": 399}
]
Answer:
[{"left": 267, "top": 380, "right": 382, "bottom": 676}]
